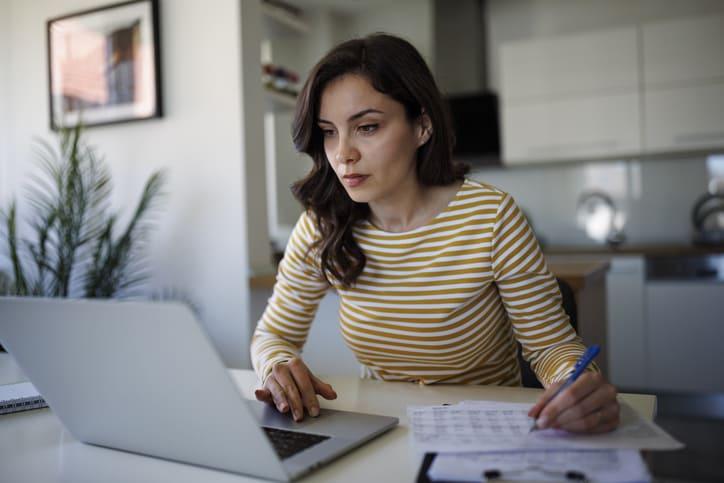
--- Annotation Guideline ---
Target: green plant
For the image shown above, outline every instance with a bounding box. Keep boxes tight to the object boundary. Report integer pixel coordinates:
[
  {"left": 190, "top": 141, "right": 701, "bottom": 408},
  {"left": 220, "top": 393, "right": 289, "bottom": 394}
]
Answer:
[{"left": 0, "top": 124, "right": 166, "bottom": 298}]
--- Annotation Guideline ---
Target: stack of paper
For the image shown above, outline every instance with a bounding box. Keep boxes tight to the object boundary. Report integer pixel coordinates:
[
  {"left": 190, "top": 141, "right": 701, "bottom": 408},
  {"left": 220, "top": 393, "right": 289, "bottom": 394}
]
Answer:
[
  {"left": 0, "top": 381, "right": 47, "bottom": 415},
  {"left": 407, "top": 400, "right": 683, "bottom": 482}
]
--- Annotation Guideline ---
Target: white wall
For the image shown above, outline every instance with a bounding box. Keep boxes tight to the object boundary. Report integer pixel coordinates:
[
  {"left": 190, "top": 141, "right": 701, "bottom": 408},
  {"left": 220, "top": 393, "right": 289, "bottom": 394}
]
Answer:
[
  {"left": 0, "top": 0, "right": 253, "bottom": 367},
  {"left": 471, "top": 156, "right": 711, "bottom": 247},
  {"left": 241, "top": 0, "right": 274, "bottom": 277}
]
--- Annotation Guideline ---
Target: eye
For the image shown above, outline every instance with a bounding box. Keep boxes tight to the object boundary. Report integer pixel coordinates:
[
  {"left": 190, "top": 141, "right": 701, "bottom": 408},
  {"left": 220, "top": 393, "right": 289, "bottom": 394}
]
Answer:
[
  {"left": 358, "top": 123, "right": 378, "bottom": 134},
  {"left": 319, "top": 127, "right": 336, "bottom": 138}
]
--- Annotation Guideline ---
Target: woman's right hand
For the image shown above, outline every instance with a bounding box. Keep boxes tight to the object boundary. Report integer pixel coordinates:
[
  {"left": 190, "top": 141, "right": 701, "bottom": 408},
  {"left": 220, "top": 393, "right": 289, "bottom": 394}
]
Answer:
[{"left": 254, "top": 357, "right": 337, "bottom": 422}]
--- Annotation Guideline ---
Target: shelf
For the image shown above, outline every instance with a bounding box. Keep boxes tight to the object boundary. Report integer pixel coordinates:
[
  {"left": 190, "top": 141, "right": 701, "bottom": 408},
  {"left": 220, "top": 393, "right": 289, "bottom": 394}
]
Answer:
[
  {"left": 261, "top": 2, "right": 309, "bottom": 35},
  {"left": 264, "top": 87, "right": 297, "bottom": 112}
]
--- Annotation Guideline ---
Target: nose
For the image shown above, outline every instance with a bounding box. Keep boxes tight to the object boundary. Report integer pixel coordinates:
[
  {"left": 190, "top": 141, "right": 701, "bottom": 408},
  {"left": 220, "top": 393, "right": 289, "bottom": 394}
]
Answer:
[{"left": 334, "top": 136, "right": 360, "bottom": 164}]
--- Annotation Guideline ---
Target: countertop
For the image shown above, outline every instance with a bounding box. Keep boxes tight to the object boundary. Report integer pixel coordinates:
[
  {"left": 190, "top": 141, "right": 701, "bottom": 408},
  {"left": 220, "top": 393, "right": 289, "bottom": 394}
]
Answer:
[
  {"left": 547, "top": 259, "right": 610, "bottom": 292},
  {"left": 544, "top": 243, "right": 724, "bottom": 257}
]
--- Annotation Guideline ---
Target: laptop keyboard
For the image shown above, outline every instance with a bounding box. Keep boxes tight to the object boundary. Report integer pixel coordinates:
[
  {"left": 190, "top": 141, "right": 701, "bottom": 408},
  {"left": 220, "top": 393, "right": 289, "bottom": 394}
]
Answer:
[{"left": 262, "top": 427, "right": 330, "bottom": 460}]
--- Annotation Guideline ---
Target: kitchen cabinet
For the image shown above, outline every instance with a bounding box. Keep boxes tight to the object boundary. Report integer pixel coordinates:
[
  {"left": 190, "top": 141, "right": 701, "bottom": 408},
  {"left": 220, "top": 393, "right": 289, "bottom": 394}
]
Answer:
[
  {"left": 644, "top": 255, "right": 724, "bottom": 393},
  {"left": 642, "top": 14, "right": 724, "bottom": 153},
  {"left": 605, "top": 256, "right": 647, "bottom": 389},
  {"left": 503, "top": 93, "right": 641, "bottom": 163},
  {"left": 500, "top": 27, "right": 641, "bottom": 164},
  {"left": 646, "top": 282, "right": 724, "bottom": 393},
  {"left": 500, "top": 27, "right": 639, "bottom": 101},
  {"left": 641, "top": 14, "right": 724, "bottom": 85},
  {"left": 500, "top": 15, "right": 724, "bottom": 164},
  {"left": 644, "top": 83, "right": 724, "bottom": 152}
]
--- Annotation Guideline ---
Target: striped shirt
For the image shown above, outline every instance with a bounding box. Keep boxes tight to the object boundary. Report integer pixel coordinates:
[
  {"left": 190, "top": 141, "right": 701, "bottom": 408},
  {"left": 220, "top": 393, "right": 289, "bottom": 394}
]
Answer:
[{"left": 251, "top": 179, "right": 594, "bottom": 387}]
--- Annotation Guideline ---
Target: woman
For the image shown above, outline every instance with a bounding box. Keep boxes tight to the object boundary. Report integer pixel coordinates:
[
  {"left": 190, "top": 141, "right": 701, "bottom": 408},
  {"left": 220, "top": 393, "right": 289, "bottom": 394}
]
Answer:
[{"left": 251, "top": 34, "right": 619, "bottom": 433}]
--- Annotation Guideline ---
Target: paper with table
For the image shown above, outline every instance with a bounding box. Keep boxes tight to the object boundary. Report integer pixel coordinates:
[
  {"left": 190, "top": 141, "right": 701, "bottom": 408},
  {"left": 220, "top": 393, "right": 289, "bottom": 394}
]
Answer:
[
  {"left": 408, "top": 400, "right": 682, "bottom": 482},
  {"left": 407, "top": 400, "right": 683, "bottom": 453}
]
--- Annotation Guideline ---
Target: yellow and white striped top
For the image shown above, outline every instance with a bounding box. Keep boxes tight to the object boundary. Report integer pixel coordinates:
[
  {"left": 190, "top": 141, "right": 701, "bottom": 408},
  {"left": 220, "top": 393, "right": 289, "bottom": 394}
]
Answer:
[{"left": 251, "top": 179, "right": 593, "bottom": 387}]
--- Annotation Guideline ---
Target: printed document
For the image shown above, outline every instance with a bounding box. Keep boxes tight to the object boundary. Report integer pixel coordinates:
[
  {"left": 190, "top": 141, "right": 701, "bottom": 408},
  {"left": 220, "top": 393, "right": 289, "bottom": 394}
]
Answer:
[{"left": 407, "top": 400, "right": 683, "bottom": 453}]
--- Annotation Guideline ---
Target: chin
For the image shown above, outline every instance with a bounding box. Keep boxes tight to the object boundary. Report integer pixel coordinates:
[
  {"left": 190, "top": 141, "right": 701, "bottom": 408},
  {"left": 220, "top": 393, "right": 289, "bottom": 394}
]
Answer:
[{"left": 345, "top": 190, "right": 372, "bottom": 204}]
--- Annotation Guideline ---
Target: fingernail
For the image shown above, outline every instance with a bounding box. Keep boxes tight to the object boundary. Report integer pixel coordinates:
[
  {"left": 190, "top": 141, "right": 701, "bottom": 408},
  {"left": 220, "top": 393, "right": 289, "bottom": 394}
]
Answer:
[
  {"left": 293, "top": 410, "right": 301, "bottom": 420},
  {"left": 279, "top": 403, "right": 288, "bottom": 412},
  {"left": 537, "top": 416, "right": 548, "bottom": 428},
  {"left": 310, "top": 406, "right": 319, "bottom": 417}
]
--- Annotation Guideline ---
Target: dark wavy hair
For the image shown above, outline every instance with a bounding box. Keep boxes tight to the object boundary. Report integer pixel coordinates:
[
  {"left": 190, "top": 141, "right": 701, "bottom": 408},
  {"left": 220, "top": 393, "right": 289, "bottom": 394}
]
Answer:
[{"left": 290, "top": 33, "right": 469, "bottom": 288}]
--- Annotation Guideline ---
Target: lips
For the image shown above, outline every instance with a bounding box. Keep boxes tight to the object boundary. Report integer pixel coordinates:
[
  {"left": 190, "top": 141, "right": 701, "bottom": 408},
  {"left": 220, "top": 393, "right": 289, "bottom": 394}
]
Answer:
[{"left": 342, "top": 174, "right": 369, "bottom": 188}]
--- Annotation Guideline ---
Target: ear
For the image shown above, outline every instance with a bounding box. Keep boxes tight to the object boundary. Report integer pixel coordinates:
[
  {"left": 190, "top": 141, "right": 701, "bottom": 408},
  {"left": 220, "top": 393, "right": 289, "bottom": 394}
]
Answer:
[{"left": 415, "top": 110, "right": 433, "bottom": 147}]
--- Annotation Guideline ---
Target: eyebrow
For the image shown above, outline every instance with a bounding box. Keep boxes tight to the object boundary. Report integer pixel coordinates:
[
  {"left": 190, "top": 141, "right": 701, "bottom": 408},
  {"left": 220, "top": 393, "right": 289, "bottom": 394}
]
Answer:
[{"left": 318, "top": 108, "right": 384, "bottom": 125}]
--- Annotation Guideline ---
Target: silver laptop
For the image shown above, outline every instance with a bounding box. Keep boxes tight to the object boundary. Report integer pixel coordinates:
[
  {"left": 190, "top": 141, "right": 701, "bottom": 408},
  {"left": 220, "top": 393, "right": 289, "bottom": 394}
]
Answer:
[{"left": 0, "top": 297, "right": 398, "bottom": 481}]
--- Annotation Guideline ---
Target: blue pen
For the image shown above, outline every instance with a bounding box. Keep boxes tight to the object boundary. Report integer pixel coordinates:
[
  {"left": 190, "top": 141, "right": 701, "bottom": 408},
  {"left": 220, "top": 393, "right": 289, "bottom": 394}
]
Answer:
[{"left": 530, "top": 344, "right": 600, "bottom": 432}]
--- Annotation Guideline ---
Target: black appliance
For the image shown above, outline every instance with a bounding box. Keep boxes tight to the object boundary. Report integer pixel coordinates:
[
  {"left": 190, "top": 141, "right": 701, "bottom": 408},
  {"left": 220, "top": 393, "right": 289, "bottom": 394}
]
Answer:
[
  {"left": 691, "top": 192, "right": 724, "bottom": 245},
  {"left": 445, "top": 91, "right": 500, "bottom": 163}
]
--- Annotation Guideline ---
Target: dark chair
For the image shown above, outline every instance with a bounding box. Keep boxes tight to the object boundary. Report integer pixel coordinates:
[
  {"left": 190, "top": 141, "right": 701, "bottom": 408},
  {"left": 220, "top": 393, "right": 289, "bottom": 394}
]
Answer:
[{"left": 517, "top": 277, "right": 578, "bottom": 389}]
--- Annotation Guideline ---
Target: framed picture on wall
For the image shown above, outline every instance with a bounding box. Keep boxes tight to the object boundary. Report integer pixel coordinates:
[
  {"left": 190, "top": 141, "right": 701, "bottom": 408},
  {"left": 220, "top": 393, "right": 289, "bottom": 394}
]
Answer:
[{"left": 47, "top": 0, "right": 162, "bottom": 129}]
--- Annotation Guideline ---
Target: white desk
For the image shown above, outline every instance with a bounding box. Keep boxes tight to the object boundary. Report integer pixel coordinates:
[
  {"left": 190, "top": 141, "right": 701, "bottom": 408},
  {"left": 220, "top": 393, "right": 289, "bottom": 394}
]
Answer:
[{"left": 0, "top": 353, "right": 656, "bottom": 482}]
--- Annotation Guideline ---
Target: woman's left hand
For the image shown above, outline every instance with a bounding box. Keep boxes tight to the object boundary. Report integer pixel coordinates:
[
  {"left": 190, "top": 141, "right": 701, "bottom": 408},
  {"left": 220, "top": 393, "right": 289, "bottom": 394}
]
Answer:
[{"left": 527, "top": 372, "right": 620, "bottom": 433}]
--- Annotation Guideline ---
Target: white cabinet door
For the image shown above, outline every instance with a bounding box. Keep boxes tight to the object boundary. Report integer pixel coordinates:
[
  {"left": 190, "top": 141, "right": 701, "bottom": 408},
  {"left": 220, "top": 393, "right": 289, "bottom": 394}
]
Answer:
[
  {"left": 644, "top": 83, "right": 724, "bottom": 152},
  {"left": 642, "top": 14, "right": 724, "bottom": 86},
  {"left": 642, "top": 14, "right": 724, "bottom": 153},
  {"left": 500, "top": 27, "right": 640, "bottom": 163},
  {"left": 503, "top": 92, "right": 641, "bottom": 163},
  {"left": 606, "top": 257, "right": 647, "bottom": 389},
  {"left": 500, "top": 27, "right": 639, "bottom": 101},
  {"left": 646, "top": 282, "right": 724, "bottom": 393}
]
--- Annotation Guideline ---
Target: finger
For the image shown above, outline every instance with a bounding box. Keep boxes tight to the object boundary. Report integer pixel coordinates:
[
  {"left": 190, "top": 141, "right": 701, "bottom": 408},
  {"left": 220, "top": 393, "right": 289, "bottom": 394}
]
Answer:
[
  {"left": 288, "top": 359, "right": 320, "bottom": 417},
  {"left": 528, "top": 382, "right": 563, "bottom": 418},
  {"left": 563, "top": 417, "right": 619, "bottom": 434},
  {"left": 555, "top": 383, "right": 618, "bottom": 427},
  {"left": 254, "top": 388, "right": 273, "bottom": 404},
  {"left": 556, "top": 401, "right": 620, "bottom": 433},
  {"left": 311, "top": 374, "right": 337, "bottom": 400},
  {"left": 265, "top": 377, "right": 290, "bottom": 414},
  {"left": 273, "top": 364, "right": 305, "bottom": 421},
  {"left": 537, "top": 373, "right": 602, "bottom": 428}
]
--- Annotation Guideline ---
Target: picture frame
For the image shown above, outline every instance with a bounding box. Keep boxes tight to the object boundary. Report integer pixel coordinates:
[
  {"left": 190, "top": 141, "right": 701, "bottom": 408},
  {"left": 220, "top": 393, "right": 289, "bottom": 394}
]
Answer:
[{"left": 47, "top": 0, "right": 162, "bottom": 130}]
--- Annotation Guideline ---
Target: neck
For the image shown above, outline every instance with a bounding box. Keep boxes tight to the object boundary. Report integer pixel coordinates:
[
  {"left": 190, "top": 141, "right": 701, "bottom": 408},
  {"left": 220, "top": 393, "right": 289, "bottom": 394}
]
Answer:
[{"left": 368, "top": 176, "right": 430, "bottom": 232}]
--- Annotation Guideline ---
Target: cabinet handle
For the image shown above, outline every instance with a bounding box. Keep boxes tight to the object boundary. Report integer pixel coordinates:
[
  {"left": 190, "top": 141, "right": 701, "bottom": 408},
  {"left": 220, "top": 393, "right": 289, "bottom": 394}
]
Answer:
[
  {"left": 674, "top": 131, "right": 724, "bottom": 145},
  {"left": 528, "top": 140, "right": 618, "bottom": 156}
]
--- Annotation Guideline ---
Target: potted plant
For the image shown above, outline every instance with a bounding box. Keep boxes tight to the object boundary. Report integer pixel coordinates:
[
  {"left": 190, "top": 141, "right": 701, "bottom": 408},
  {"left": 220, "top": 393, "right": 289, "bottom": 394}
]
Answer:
[{"left": 1, "top": 125, "right": 167, "bottom": 353}]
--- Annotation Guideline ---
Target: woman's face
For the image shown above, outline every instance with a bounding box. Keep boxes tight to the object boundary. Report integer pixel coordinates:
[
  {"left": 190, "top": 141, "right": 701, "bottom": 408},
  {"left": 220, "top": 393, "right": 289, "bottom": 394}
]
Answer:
[{"left": 317, "top": 74, "right": 429, "bottom": 204}]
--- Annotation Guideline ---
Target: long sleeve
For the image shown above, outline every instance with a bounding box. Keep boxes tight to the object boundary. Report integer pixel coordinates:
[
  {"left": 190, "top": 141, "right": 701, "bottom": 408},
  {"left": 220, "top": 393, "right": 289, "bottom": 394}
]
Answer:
[
  {"left": 491, "top": 193, "right": 598, "bottom": 387},
  {"left": 250, "top": 212, "right": 330, "bottom": 383}
]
